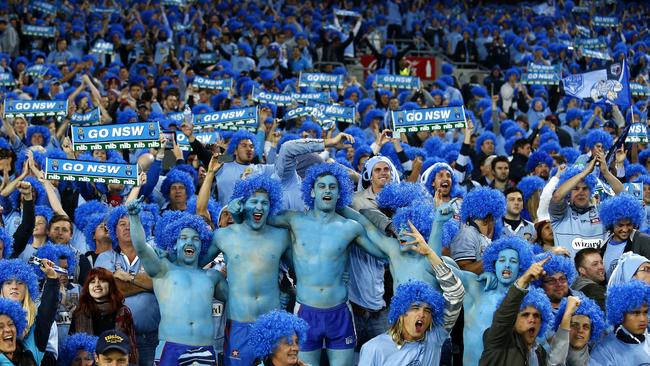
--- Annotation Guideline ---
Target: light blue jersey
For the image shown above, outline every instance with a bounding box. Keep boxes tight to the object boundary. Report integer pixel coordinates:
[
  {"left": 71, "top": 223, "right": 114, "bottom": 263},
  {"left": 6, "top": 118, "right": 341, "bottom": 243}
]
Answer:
[{"left": 359, "top": 327, "right": 449, "bottom": 366}]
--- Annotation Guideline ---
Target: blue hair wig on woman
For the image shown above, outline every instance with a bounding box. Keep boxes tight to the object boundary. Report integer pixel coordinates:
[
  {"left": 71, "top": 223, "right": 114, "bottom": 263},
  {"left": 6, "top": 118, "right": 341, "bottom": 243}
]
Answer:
[
  {"left": 60, "top": 333, "right": 98, "bottom": 366},
  {"left": 526, "top": 151, "right": 554, "bottom": 173},
  {"left": 9, "top": 176, "right": 48, "bottom": 210},
  {"left": 517, "top": 176, "right": 546, "bottom": 203},
  {"left": 392, "top": 203, "right": 435, "bottom": 239},
  {"left": 553, "top": 295, "right": 606, "bottom": 343},
  {"left": 154, "top": 211, "right": 212, "bottom": 257},
  {"left": 301, "top": 163, "right": 353, "bottom": 210},
  {"left": 376, "top": 182, "right": 432, "bottom": 212},
  {"left": 441, "top": 218, "right": 460, "bottom": 249},
  {"left": 460, "top": 187, "right": 506, "bottom": 224},
  {"left": 26, "top": 125, "right": 51, "bottom": 147},
  {"left": 422, "top": 162, "right": 463, "bottom": 198},
  {"left": 0, "top": 227, "right": 13, "bottom": 258},
  {"left": 475, "top": 132, "right": 497, "bottom": 152},
  {"left": 186, "top": 196, "right": 222, "bottom": 228},
  {"left": 160, "top": 169, "right": 196, "bottom": 201},
  {"left": 0, "top": 259, "right": 40, "bottom": 300},
  {"left": 231, "top": 174, "right": 283, "bottom": 215},
  {"left": 249, "top": 310, "right": 309, "bottom": 359},
  {"left": 606, "top": 280, "right": 650, "bottom": 326},
  {"left": 0, "top": 298, "right": 27, "bottom": 338},
  {"left": 557, "top": 167, "right": 597, "bottom": 195},
  {"left": 482, "top": 237, "right": 534, "bottom": 274},
  {"left": 584, "top": 129, "right": 613, "bottom": 150},
  {"left": 388, "top": 280, "right": 445, "bottom": 325},
  {"left": 598, "top": 193, "right": 645, "bottom": 230},
  {"left": 34, "top": 244, "right": 77, "bottom": 277},
  {"left": 534, "top": 253, "right": 577, "bottom": 286},
  {"left": 107, "top": 206, "right": 153, "bottom": 249},
  {"left": 34, "top": 205, "right": 54, "bottom": 225},
  {"left": 626, "top": 163, "right": 648, "bottom": 180},
  {"left": 74, "top": 200, "right": 109, "bottom": 232},
  {"left": 559, "top": 147, "right": 580, "bottom": 164},
  {"left": 298, "top": 121, "right": 323, "bottom": 138},
  {"left": 227, "top": 130, "right": 257, "bottom": 155},
  {"left": 83, "top": 213, "right": 107, "bottom": 251}
]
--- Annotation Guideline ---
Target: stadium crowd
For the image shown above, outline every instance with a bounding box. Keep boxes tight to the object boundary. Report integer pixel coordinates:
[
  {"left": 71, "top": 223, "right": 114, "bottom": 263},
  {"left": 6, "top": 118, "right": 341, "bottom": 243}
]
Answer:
[{"left": 0, "top": 0, "right": 649, "bottom": 365}]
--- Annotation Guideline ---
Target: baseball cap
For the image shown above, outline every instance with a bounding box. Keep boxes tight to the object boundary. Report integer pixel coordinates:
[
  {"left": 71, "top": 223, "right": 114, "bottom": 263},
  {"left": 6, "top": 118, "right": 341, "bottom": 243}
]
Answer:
[{"left": 96, "top": 329, "right": 131, "bottom": 355}]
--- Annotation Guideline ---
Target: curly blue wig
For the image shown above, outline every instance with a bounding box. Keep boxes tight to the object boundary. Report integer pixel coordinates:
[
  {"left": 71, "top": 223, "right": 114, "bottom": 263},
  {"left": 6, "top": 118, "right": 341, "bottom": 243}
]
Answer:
[
  {"left": 388, "top": 280, "right": 445, "bottom": 325},
  {"left": 376, "top": 182, "right": 432, "bottom": 212},
  {"left": 186, "top": 196, "right": 222, "bottom": 228},
  {"left": 227, "top": 130, "right": 256, "bottom": 155},
  {"left": 352, "top": 145, "right": 373, "bottom": 172},
  {"left": 0, "top": 259, "right": 40, "bottom": 300},
  {"left": 423, "top": 136, "right": 445, "bottom": 158},
  {"left": 538, "top": 141, "right": 561, "bottom": 155},
  {"left": 606, "top": 280, "right": 650, "bottom": 326},
  {"left": 230, "top": 174, "right": 283, "bottom": 215},
  {"left": 154, "top": 211, "right": 212, "bottom": 257},
  {"left": 584, "top": 129, "right": 613, "bottom": 150},
  {"left": 534, "top": 253, "right": 577, "bottom": 286},
  {"left": 517, "top": 176, "right": 546, "bottom": 203},
  {"left": 249, "top": 310, "right": 309, "bottom": 359},
  {"left": 598, "top": 193, "right": 645, "bottom": 230},
  {"left": 174, "top": 164, "right": 199, "bottom": 188},
  {"left": 441, "top": 218, "right": 460, "bottom": 249},
  {"left": 559, "top": 147, "right": 580, "bottom": 164},
  {"left": 518, "top": 287, "right": 555, "bottom": 339},
  {"left": 0, "top": 227, "right": 13, "bottom": 259},
  {"left": 60, "top": 333, "right": 98, "bottom": 366},
  {"left": 26, "top": 125, "right": 51, "bottom": 147},
  {"left": 392, "top": 203, "right": 435, "bottom": 239},
  {"left": 34, "top": 244, "right": 77, "bottom": 277},
  {"left": 526, "top": 151, "right": 554, "bottom": 173},
  {"left": 553, "top": 295, "right": 606, "bottom": 343},
  {"left": 161, "top": 169, "right": 196, "bottom": 201},
  {"left": 422, "top": 162, "right": 464, "bottom": 199},
  {"left": 74, "top": 200, "right": 109, "bottom": 232},
  {"left": 107, "top": 206, "right": 154, "bottom": 249},
  {"left": 557, "top": 167, "right": 597, "bottom": 195},
  {"left": 460, "top": 187, "right": 506, "bottom": 224},
  {"left": 34, "top": 205, "right": 54, "bottom": 225},
  {"left": 301, "top": 163, "right": 353, "bottom": 210},
  {"left": 10, "top": 176, "right": 48, "bottom": 210},
  {"left": 298, "top": 121, "right": 323, "bottom": 138},
  {"left": 634, "top": 175, "right": 650, "bottom": 187},
  {"left": 0, "top": 298, "right": 27, "bottom": 337},
  {"left": 638, "top": 149, "right": 650, "bottom": 167},
  {"left": 475, "top": 132, "right": 497, "bottom": 152},
  {"left": 83, "top": 213, "right": 107, "bottom": 251},
  {"left": 15, "top": 148, "right": 46, "bottom": 176},
  {"left": 482, "top": 237, "right": 534, "bottom": 275},
  {"left": 626, "top": 163, "right": 648, "bottom": 180}
]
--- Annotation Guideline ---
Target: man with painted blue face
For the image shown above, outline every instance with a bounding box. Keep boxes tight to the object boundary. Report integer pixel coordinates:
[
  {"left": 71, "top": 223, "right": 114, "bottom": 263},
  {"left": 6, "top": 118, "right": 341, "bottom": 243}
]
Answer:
[
  {"left": 126, "top": 198, "right": 220, "bottom": 366},
  {"left": 205, "top": 174, "right": 290, "bottom": 366}
]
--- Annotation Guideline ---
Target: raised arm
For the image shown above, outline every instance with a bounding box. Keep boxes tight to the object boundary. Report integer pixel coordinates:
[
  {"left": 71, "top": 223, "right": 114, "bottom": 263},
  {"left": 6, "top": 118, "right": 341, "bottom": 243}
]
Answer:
[
  {"left": 551, "top": 157, "right": 596, "bottom": 203},
  {"left": 196, "top": 154, "right": 222, "bottom": 224},
  {"left": 548, "top": 296, "right": 581, "bottom": 366},
  {"left": 339, "top": 205, "right": 392, "bottom": 258},
  {"left": 126, "top": 197, "right": 165, "bottom": 277},
  {"left": 428, "top": 202, "right": 453, "bottom": 256},
  {"left": 595, "top": 150, "right": 624, "bottom": 194}
]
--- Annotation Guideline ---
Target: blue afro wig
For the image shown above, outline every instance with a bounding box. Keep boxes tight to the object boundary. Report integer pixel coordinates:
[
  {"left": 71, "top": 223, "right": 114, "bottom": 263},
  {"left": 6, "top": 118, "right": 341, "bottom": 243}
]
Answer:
[
  {"left": 0, "top": 298, "right": 27, "bottom": 337},
  {"left": 584, "top": 129, "right": 613, "bottom": 150},
  {"left": 538, "top": 141, "right": 561, "bottom": 155},
  {"left": 605, "top": 280, "right": 650, "bottom": 326},
  {"left": 441, "top": 218, "right": 460, "bottom": 249},
  {"left": 526, "top": 151, "right": 554, "bottom": 173},
  {"left": 422, "top": 162, "right": 464, "bottom": 198},
  {"left": 74, "top": 200, "right": 109, "bottom": 232},
  {"left": 423, "top": 136, "right": 445, "bottom": 158},
  {"left": 352, "top": 145, "right": 372, "bottom": 171},
  {"left": 392, "top": 203, "right": 435, "bottom": 239},
  {"left": 161, "top": 169, "right": 196, "bottom": 201},
  {"left": 553, "top": 295, "right": 606, "bottom": 343},
  {"left": 227, "top": 130, "right": 256, "bottom": 155},
  {"left": 638, "top": 149, "right": 650, "bottom": 167},
  {"left": 516, "top": 287, "right": 554, "bottom": 339},
  {"left": 174, "top": 164, "right": 199, "bottom": 188},
  {"left": 0, "top": 259, "right": 40, "bottom": 300},
  {"left": 0, "top": 227, "right": 13, "bottom": 259},
  {"left": 376, "top": 182, "right": 432, "bottom": 212},
  {"left": 301, "top": 163, "right": 353, "bottom": 210},
  {"left": 249, "top": 310, "right": 309, "bottom": 359},
  {"left": 116, "top": 108, "right": 138, "bottom": 124},
  {"left": 559, "top": 147, "right": 580, "bottom": 164},
  {"left": 534, "top": 253, "right": 577, "bottom": 286},
  {"left": 154, "top": 211, "right": 213, "bottom": 258},
  {"left": 82, "top": 214, "right": 107, "bottom": 252},
  {"left": 517, "top": 176, "right": 545, "bottom": 203},
  {"left": 10, "top": 176, "right": 48, "bottom": 210},
  {"left": 598, "top": 193, "right": 645, "bottom": 230},
  {"left": 15, "top": 149, "right": 46, "bottom": 176},
  {"left": 388, "top": 280, "right": 445, "bottom": 325},
  {"left": 186, "top": 196, "right": 222, "bottom": 228},
  {"left": 475, "top": 132, "right": 496, "bottom": 152},
  {"left": 634, "top": 175, "right": 650, "bottom": 187},
  {"left": 34, "top": 205, "right": 54, "bottom": 225},
  {"left": 0, "top": 137, "right": 11, "bottom": 151},
  {"left": 230, "top": 174, "right": 283, "bottom": 215},
  {"left": 626, "top": 163, "right": 648, "bottom": 180},
  {"left": 60, "top": 333, "right": 98, "bottom": 366},
  {"left": 557, "top": 167, "right": 598, "bottom": 195},
  {"left": 482, "top": 237, "right": 535, "bottom": 274},
  {"left": 26, "top": 125, "right": 51, "bottom": 147},
  {"left": 107, "top": 206, "right": 154, "bottom": 249},
  {"left": 460, "top": 187, "right": 506, "bottom": 224},
  {"left": 34, "top": 244, "right": 77, "bottom": 277},
  {"left": 298, "top": 121, "right": 323, "bottom": 138}
]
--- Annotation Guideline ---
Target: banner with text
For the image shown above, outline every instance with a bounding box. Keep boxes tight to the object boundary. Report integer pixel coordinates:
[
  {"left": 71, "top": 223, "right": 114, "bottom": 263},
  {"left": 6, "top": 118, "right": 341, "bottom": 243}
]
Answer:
[
  {"left": 0, "top": 73, "right": 15, "bottom": 86},
  {"left": 391, "top": 106, "right": 466, "bottom": 133},
  {"left": 4, "top": 99, "right": 67, "bottom": 118},
  {"left": 192, "top": 76, "right": 233, "bottom": 91},
  {"left": 284, "top": 106, "right": 324, "bottom": 121},
  {"left": 631, "top": 83, "right": 650, "bottom": 97},
  {"left": 193, "top": 107, "right": 258, "bottom": 130},
  {"left": 291, "top": 92, "right": 330, "bottom": 104},
  {"left": 90, "top": 41, "right": 114, "bottom": 54},
  {"left": 625, "top": 123, "right": 648, "bottom": 143},
  {"left": 376, "top": 74, "right": 421, "bottom": 90},
  {"left": 250, "top": 88, "right": 293, "bottom": 106},
  {"left": 298, "top": 72, "right": 344, "bottom": 90},
  {"left": 23, "top": 25, "right": 56, "bottom": 38},
  {"left": 198, "top": 53, "right": 217, "bottom": 65},
  {"left": 71, "top": 122, "right": 162, "bottom": 151},
  {"left": 592, "top": 16, "right": 618, "bottom": 27},
  {"left": 176, "top": 131, "right": 220, "bottom": 151},
  {"left": 45, "top": 158, "right": 139, "bottom": 186},
  {"left": 522, "top": 63, "right": 562, "bottom": 85},
  {"left": 574, "top": 38, "right": 607, "bottom": 49},
  {"left": 25, "top": 64, "right": 48, "bottom": 78},
  {"left": 31, "top": 1, "right": 56, "bottom": 15},
  {"left": 581, "top": 48, "right": 612, "bottom": 60},
  {"left": 307, "top": 101, "right": 356, "bottom": 124},
  {"left": 70, "top": 108, "right": 101, "bottom": 125}
]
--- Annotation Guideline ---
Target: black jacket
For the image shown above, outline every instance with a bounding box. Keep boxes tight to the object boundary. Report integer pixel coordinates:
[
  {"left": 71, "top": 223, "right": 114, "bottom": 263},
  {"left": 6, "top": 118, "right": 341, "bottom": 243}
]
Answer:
[{"left": 600, "top": 230, "right": 650, "bottom": 262}]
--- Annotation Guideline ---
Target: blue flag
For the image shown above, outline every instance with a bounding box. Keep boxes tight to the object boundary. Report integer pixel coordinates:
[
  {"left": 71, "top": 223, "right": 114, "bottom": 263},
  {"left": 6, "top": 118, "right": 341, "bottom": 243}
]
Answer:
[{"left": 562, "top": 60, "right": 631, "bottom": 107}]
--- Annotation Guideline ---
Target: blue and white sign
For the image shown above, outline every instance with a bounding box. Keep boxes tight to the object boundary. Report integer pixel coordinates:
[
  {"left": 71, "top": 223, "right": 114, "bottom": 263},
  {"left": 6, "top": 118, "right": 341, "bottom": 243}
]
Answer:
[
  {"left": 192, "top": 76, "right": 233, "bottom": 91},
  {"left": 167, "top": 112, "right": 184, "bottom": 124},
  {"left": 307, "top": 101, "right": 356, "bottom": 124},
  {"left": 71, "top": 122, "right": 162, "bottom": 151},
  {"left": 198, "top": 53, "right": 217, "bottom": 64},
  {"left": 576, "top": 25, "right": 591, "bottom": 38},
  {"left": 283, "top": 106, "right": 324, "bottom": 121},
  {"left": 25, "top": 64, "right": 49, "bottom": 78},
  {"left": 23, "top": 25, "right": 56, "bottom": 38},
  {"left": 251, "top": 88, "right": 293, "bottom": 106},
  {"left": 522, "top": 63, "right": 562, "bottom": 85},
  {"left": 574, "top": 38, "right": 607, "bottom": 49},
  {"left": 4, "top": 99, "right": 67, "bottom": 118},
  {"left": 31, "top": 1, "right": 56, "bottom": 15},
  {"left": 562, "top": 60, "right": 631, "bottom": 107},
  {"left": 592, "top": 16, "right": 618, "bottom": 27},
  {"left": 176, "top": 131, "right": 220, "bottom": 151},
  {"left": 376, "top": 74, "right": 420, "bottom": 90},
  {"left": 625, "top": 123, "right": 648, "bottom": 143},
  {"left": 298, "top": 72, "right": 344, "bottom": 90},
  {"left": 334, "top": 9, "right": 361, "bottom": 17},
  {"left": 291, "top": 92, "right": 330, "bottom": 104},
  {"left": 194, "top": 107, "right": 258, "bottom": 130},
  {"left": 70, "top": 108, "right": 101, "bottom": 125},
  {"left": 624, "top": 182, "right": 644, "bottom": 203},
  {"left": 90, "top": 41, "right": 114, "bottom": 55},
  {"left": 91, "top": 6, "right": 116, "bottom": 14},
  {"left": 45, "top": 158, "right": 139, "bottom": 186},
  {"left": 580, "top": 48, "right": 612, "bottom": 60},
  {"left": 163, "top": 0, "right": 185, "bottom": 5},
  {"left": 391, "top": 106, "right": 466, "bottom": 132},
  {"left": 631, "top": 83, "right": 650, "bottom": 97},
  {"left": 0, "top": 73, "right": 15, "bottom": 86}
]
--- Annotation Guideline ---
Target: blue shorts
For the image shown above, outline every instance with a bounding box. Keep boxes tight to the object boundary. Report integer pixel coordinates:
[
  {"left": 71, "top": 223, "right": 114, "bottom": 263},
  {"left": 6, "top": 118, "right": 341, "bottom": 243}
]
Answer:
[
  {"left": 295, "top": 302, "right": 356, "bottom": 351},
  {"left": 154, "top": 341, "right": 216, "bottom": 366},
  {"left": 223, "top": 319, "right": 256, "bottom": 366}
]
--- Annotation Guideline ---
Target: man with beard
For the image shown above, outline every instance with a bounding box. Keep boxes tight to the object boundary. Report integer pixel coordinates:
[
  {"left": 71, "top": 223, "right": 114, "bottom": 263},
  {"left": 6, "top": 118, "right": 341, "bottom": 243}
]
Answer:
[
  {"left": 571, "top": 248, "right": 606, "bottom": 310},
  {"left": 490, "top": 156, "right": 513, "bottom": 192},
  {"left": 538, "top": 253, "right": 580, "bottom": 311},
  {"left": 526, "top": 151, "right": 553, "bottom": 181},
  {"left": 420, "top": 162, "right": 463, "bottom": 216},
  {"left": 502, "top": 187, "right": 536, "bottom": 243}
]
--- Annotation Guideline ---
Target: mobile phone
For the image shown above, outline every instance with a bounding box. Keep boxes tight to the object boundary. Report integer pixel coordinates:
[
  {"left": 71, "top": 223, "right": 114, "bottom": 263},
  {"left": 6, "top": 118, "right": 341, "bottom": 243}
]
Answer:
[
  {"left": 217, "top": 154, "right": 235, "bottom": 163},
  {"left": 386, "top": 131, "right": 393, "bottom": 138},
  {"left": 162, "top": 131, "right": 176, "bottom": 149}
]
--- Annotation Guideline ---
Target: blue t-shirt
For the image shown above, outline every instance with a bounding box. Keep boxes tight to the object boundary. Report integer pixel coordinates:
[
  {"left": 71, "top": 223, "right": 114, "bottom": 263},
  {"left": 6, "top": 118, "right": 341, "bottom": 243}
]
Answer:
[
  {"left": 603, "top": 239, "right": 627, "bottom": 280},
  {"left": 359, "top": 327, "right": 449, "bottom": 366}
]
